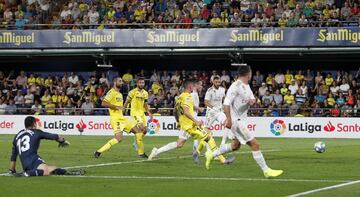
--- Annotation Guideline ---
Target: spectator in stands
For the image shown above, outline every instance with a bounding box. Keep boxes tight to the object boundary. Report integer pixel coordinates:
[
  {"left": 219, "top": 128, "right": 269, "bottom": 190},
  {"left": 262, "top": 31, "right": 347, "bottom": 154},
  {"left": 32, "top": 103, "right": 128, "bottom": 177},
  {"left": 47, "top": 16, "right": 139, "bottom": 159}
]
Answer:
[
  {"left": 5, "top": 99, "right": 17, "bottom": 114},
  {"left": 315, "top": 89, "right": 327, "bottom": 104},
  {"left": 339, "top": 78, "right": 350, "bottom": 94},
  {"left": 16, "top": 71, "right": 27, "bottom": 87},
  {"left": 88, "top": 6, "right": 99, "bottom": 29},
  {"left": 284, "top": 91, "right": 295, "bottom": 106},
  {"left": 289, "top": 100, "right": 299, "bottom": 116},
  {"left": 31, "top": 100, "right": 42, "bottom": 115},
  {"left": 60, "top": 5, "right": 72, "bottom": 19},
  {"left": 81, "top": 96, "right": 94, "bottom": 115},
  {"left": 312, "top": 102, "right": 322, "bottom": 117},
  {"left": 288, "top": 79, "right": 299, "bottom": 95},
  {"left": 24, "top": 90, "right": 34, "bottom": 108},
  {"left": 325, "top": 73, "right": 334, "bottom": 86},
  {"left": 151, "top": 80, "right": 163, "bottom": 95},
  {"left": 253, "top": 71, "right": 264, "bottom": 87},
  {"left": 123, "top": 69, "right": 133, "bottom": 84},
  {"left": 336, "top": 93, "right": 345, "bottom": 106},
  {"left": 295, "top": 89, "right": 307, "bottom": 106},
  {"left": 300, "top": 81, "right": 308, "bottom": 96},
  {"left": 274, "top": 71, "right": 285, "bottom": 86},
  {"left": 0, "top": 98, "right": 7, "bottom": 115},
  {"left": 258, "top": 82, "right": 268, "bottom": 97},
  {"left": 45, "top": 99, "right": 55, "bottom": 115},
  {"left": 304, "top": 69, "right": 314, "bottom": 87},
  {"left": 151, "top": 98, "right": 162, "bottom": 113},
  {"left": 331, "top": 103, "right": 341, "bottom": 117},
  {"left": 262, "top": 90, "right": 273, "bottom": 107},
  {"left": 220, "top": 70, "right": 230, "bottom": 84},
  {"left": 68, "top": 73, "right": 79, "bottom": 86},
  {"left": 64, "top": 99, "right": 74, "bottom": 115},
  {"left": 272, "top": 89, "right": 283, "bottom": 106}
]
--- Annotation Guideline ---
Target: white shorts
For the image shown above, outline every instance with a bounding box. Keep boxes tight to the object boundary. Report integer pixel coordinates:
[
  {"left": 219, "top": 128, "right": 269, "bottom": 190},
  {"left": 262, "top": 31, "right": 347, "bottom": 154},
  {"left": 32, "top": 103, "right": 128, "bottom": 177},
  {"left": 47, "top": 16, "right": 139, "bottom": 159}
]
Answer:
[
  {"left": 205, "top": 108, "right": 226, "bottom": 128},
  {"left": 232, "top": 119, "right": 254, "bottom": 145}
]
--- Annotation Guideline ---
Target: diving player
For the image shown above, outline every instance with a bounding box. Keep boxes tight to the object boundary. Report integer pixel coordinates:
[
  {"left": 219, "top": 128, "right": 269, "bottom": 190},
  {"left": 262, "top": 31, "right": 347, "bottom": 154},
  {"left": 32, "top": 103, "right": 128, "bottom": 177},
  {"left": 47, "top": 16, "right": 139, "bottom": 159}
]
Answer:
[{"left": 9, "top": 116, "right": 84, "bottom": 177}]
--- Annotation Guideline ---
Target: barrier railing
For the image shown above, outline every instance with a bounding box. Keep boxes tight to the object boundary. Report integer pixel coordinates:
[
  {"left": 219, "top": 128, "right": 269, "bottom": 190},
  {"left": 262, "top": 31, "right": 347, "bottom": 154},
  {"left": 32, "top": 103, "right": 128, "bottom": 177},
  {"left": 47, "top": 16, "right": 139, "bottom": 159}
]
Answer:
[
  {"left": 1, "top": 107, "right": 358, "bottom": 117},
  {"left": 1, "top": 20, "right": 358, "bottom": 29}
]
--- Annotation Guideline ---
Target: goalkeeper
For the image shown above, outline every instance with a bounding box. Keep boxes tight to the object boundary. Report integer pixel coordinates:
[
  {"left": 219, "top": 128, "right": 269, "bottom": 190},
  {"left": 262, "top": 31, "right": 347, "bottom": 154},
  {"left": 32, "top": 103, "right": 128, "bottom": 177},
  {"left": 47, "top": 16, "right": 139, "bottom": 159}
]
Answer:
[{"left": 8, "top": 116, "right": 84, "bottom": 177}]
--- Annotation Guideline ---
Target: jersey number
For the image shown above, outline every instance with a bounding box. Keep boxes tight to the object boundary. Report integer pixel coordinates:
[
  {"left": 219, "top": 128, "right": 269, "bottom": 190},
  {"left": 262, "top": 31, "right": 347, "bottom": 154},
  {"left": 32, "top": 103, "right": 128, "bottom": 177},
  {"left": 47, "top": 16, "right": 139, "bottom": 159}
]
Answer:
[{"left": 17, "top": 136, "right": 30, "bottom": 155}]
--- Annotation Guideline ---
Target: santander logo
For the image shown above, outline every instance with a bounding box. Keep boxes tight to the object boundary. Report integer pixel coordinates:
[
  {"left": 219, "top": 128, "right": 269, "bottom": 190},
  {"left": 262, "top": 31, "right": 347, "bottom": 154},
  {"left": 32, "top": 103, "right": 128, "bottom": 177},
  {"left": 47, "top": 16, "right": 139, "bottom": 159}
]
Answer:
[
  {"left": 76, "top": 119, "right": 87, "bottom": 132},
  {"left": 324, "top": 121, "right": 335, "bottom": 132}
]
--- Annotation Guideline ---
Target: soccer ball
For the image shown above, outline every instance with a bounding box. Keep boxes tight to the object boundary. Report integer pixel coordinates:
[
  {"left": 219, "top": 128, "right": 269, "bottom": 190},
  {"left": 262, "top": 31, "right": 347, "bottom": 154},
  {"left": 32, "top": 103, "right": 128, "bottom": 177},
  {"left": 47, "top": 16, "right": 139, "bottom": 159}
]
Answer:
[{"left": 314, "top": 141, "right": 326, "bottom": 153}]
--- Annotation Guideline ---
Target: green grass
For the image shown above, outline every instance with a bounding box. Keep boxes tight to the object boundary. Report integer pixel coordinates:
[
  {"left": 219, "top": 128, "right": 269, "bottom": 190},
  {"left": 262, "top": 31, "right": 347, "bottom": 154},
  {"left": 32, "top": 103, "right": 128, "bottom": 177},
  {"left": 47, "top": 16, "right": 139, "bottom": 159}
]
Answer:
[{"left": 0, "top": 135, "right": 359, "bottom": 197}]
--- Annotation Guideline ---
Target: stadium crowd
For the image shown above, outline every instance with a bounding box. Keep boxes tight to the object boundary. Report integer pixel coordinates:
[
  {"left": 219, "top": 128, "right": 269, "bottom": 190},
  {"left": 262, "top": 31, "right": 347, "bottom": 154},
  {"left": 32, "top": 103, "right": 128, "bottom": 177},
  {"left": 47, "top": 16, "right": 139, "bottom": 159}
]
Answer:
[
  {"left": 1, "top": 0, "right": 360, "bottom": 29},
  {"left": 0, "top": 68, "right": 359, "bottom": 117}
]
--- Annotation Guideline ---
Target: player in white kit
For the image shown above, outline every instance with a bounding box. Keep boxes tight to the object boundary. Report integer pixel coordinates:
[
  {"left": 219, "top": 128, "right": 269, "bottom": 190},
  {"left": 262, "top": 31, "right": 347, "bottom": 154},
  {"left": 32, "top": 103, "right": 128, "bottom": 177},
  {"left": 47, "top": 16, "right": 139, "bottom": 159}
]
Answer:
[
  {"left": 205, "top": 65, "right": 283, "bottom": 178},
  {"left": 204, "top": 76, "right": 233, "bottom": 145}
]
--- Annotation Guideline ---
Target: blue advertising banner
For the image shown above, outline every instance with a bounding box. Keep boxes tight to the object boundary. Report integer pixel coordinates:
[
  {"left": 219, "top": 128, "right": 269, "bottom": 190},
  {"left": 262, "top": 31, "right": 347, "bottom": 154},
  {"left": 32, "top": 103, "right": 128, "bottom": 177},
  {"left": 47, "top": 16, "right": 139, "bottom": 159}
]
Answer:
[{"left": 0, "top": 27, "right": 359, "bottom": 48}]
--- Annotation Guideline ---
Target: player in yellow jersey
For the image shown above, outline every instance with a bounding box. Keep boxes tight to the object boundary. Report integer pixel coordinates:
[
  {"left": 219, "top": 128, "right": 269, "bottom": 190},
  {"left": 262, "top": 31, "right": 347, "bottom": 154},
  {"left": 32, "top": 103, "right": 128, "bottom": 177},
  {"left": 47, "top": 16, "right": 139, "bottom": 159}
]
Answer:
[
  {"left": 123, "top": 77, "right": 153, "bottom": 158},
  {"left": 94, "top": 77, "right": 146, "bottom": 158},
  {"left": 148, "top": 80, "right": 234, "bottom": 165}
]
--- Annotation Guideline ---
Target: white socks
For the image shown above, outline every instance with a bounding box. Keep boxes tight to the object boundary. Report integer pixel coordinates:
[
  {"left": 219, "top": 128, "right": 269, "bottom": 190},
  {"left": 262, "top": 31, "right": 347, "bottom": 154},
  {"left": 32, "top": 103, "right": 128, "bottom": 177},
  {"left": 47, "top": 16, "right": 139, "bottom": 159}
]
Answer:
[
  {"left": 193, "top": 140, "right": 199, "bottom": 151},
  {"left": 252, "top": 151, "right": 269, "bottom": 172},
  {"left": 156, "top": 142, "right": 178, "bottom": 155},
  {"left": 212, "top": 143, "right": 232, "bottom": 158},
  {"left": 221, "top": 128, "right": 232, "bottom": 145}
]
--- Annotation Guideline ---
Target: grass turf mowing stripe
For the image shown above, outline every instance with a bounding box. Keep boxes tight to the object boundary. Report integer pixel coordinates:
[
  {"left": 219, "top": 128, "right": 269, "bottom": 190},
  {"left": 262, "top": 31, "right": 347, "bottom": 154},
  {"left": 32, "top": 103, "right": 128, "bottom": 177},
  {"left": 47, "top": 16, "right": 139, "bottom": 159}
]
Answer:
[
  {"left": 286, "top": 180, "right": 360, "bottom": 197},
  {"left": 53, "top": 175, "right": 353, "bottom": 183},
  {"left": 63, "top": 149, "right": 281, "bottom": 169}
]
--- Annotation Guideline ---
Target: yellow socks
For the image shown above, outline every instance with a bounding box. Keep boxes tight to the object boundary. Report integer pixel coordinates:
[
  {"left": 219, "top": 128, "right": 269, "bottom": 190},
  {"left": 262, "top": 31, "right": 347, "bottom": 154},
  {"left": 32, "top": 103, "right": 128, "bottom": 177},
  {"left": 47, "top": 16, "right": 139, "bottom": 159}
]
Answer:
[
  {"left": 97, "top": 138, "right": 119, "bottom": 153},
  {"left": 206, "top": 137, "right": 226, "bottom": 163},
  {"left": 196, "top": 140, "right": 206, "bottom": 154},
  {"left": 135, "top": 133, "right": 145, "bottom": 155}
]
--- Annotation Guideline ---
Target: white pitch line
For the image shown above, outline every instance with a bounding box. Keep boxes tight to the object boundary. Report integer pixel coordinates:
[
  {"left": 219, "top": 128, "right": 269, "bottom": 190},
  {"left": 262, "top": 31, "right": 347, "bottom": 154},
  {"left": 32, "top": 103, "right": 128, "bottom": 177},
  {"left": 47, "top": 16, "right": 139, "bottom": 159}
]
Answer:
[
  {"left": 286, "top": 180, "right": 360, "bottom": 197},
  {"left": 63, "top": 149, "right": 280, "bottom": 170},
  {"left": 53, "top": 175, "right": 352, "bottom": 183},
  {"left": 0, "top": 150, "right": 279, "bottom": 177}
]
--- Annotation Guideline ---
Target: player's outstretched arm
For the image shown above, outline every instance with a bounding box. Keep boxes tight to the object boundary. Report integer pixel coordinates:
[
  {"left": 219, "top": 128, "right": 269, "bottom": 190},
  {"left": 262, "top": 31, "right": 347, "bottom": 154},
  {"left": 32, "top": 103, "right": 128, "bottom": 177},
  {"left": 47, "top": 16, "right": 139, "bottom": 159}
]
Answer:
[
  {"left": 57, "top": 136, "right": 70, "bottom": 148},
  {"left": 9, "top": 139, "right": 18, "bottom": 174}
]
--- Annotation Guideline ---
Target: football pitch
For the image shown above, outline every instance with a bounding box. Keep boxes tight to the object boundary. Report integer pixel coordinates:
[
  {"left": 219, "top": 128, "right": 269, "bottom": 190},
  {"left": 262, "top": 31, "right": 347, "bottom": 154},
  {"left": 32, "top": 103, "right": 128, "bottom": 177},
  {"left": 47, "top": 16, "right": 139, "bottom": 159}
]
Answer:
[{"left": 0, "top": 135, "right": 359, "bottom": 197}]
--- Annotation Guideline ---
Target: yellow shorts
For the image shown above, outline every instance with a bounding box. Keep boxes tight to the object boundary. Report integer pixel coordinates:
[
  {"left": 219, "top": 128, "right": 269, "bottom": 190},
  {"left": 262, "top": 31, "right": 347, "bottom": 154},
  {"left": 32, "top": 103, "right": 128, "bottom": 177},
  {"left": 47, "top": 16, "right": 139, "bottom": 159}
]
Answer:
[
  {"left": 110, "top": 116, "right": 137, "bottom": 134},
  {"left": 185, "top": 126, "right": 209, "bottom": 141},
  {"left": 132, "top": 115, "right": 147, "bottom": 126}
]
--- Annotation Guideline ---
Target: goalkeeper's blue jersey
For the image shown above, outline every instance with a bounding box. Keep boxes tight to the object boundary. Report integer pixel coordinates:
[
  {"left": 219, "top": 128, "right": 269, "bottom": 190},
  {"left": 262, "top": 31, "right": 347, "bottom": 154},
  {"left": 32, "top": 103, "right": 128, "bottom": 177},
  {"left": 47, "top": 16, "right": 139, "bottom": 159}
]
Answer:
[{"left": 11, "top": 129, "right": 59, "bottom": 171}]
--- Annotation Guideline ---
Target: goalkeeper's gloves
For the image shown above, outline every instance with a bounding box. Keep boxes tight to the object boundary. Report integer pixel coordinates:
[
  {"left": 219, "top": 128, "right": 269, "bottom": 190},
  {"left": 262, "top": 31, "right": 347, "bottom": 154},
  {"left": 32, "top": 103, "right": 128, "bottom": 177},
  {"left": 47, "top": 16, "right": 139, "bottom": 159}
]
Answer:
[{"left": 58, "top": 140, "right": 70, "bottom": 148}]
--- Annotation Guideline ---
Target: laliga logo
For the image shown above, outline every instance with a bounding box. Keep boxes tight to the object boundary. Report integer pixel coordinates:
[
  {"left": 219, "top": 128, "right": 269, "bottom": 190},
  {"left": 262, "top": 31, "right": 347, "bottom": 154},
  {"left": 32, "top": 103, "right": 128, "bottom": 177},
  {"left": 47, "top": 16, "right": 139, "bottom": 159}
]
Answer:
[
  {"left": 324, "top": 121, "right": 335, "bottom": 132},
  {"left": 147, "top": 118, "right": 160, "bottom": 135},
  {"left": 270, "top": 119, "right": 286, "bottom": 136},
  {"left": 76, "top": 119, "right": 87, "bottom": 133}
]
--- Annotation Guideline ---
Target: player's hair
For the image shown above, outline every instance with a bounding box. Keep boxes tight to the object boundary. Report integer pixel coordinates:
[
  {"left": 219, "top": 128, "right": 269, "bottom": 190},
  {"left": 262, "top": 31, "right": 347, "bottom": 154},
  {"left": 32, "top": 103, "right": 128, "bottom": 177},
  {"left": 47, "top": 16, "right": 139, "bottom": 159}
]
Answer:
[
  {"left": 24, "top": 116, "right": 36, "bottom": 129},
  {"left": 237, "top": 65, "right": 252, "bottom": 77},
  {"left": 183, "top": 80, "right": 194, "bottom": 89},
  {"left": 213, "top": 76, "right": 220, "bottom": 81},
  {"left": 137, "top": 77, "right": 145, "bottom": 81}
]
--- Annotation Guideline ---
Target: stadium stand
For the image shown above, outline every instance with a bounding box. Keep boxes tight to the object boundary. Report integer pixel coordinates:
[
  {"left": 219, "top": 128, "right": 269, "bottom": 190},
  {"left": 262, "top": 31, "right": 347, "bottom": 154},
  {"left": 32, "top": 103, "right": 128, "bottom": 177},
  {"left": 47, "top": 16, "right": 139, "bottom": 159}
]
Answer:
[
  {"left": 0, "top": 69, "right": 358, "bottom": 117},
  {"left": 1, "top": 0, "right": 360, "bottom": 29}
]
